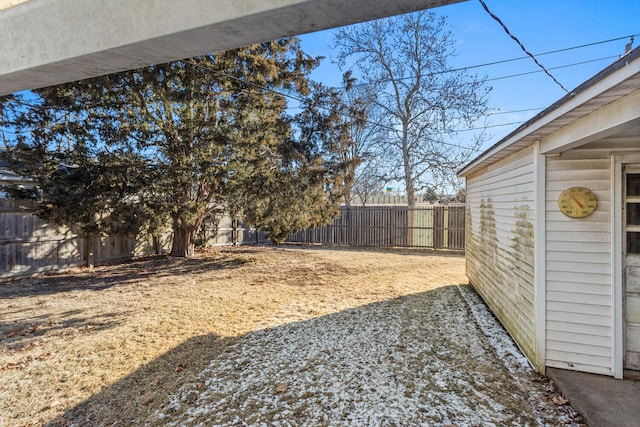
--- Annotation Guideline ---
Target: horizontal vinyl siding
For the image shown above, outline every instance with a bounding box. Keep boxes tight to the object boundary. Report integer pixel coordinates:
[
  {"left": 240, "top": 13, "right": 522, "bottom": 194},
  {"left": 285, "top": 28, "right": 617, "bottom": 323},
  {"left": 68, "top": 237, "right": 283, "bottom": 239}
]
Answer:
[
  {"left": 545, "top": 353, "right": 612, "bottom": 375},
  {"left": 545, "top": 150, "right": 613, "bottom": 374},
  {"left": 466, "top": 146, "right": 536, "bottom": 362}
]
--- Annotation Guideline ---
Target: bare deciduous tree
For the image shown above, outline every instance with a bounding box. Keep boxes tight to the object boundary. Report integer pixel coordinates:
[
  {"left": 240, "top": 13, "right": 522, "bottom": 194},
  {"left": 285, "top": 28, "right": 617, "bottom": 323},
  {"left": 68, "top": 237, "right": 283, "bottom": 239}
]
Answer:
[
  {"left": 334, "top": 10, "right": 490, "bottom": 206},
  {"left": 337, "top": 83, "right": 386, "bottom": 206}
]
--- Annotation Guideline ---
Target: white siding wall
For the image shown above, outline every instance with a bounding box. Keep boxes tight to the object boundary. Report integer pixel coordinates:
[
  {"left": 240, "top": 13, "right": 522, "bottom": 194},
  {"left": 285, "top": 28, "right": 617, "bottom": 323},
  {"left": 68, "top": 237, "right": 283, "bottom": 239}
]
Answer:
[
  {"left": 466, "top": 146, "right": 537, "bottom": 361},
  {"left": 545, "top": 149, "right": 613, "bottom": 375}
]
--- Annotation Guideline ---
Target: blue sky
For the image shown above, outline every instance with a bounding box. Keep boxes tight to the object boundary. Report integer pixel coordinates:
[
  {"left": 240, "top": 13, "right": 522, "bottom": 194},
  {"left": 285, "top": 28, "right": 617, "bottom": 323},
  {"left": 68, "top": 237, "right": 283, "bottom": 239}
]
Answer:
[{"left": 298, "top": 0, "right": 640, "bottom": 151}]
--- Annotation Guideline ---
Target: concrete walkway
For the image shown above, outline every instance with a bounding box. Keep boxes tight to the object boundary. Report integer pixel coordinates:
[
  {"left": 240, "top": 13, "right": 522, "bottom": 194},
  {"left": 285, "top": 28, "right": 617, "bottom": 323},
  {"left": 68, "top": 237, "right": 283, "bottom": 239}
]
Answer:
[{"left": 548, "top": 368, "right": 640, "bottom": 427}]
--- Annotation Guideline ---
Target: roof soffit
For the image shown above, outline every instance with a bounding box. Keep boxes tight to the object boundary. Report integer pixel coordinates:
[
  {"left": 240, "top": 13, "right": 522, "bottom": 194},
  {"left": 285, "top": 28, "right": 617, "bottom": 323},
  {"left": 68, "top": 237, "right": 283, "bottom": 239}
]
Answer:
[{"left": 459, "top": 47, "right": 640, "bottom": 177}]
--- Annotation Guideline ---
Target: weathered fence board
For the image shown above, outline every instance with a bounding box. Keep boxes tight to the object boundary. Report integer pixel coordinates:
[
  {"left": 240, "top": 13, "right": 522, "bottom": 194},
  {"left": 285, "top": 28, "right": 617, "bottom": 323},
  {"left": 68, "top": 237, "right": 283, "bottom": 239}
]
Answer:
[
  {"left": 0, "top": 199, "right": 172, "bottom": 278},
  {"left": 287, "top": 205, "right": 465, "bottom": 250},
  {"left": 0, "top": 199, "right": 463, "bottom": 279},
  {"left": 0, "top": 200, "right": 270, "bottom": 279}
]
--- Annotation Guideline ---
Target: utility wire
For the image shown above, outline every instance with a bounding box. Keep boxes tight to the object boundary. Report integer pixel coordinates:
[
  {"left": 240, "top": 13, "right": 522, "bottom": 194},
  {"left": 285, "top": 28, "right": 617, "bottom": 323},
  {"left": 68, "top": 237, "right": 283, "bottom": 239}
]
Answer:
[
  {"left": 178, "top": 60, "right": 558, "bottom": 151},
  {"left": 478, "top": 0, "right": 569, "bottom": 93},
  {"left": 1, "top": 43, "right": 628, "bottom": 147},
  {"left": 0, "top": 116, "right": 534, "bottom": 137},
  {"left": 457, "top": 121, "right": 524, "bottom": 133},
  {"left": 485, "top": 55, "right": 619, "bottom": 83},
  {"left": 0, "top": 47, "right": 612, "bottom": 140},
  {"left": 0, "top": 48, "right": 616, "bottom": 149},
  {"left": 7, "top": 52, "right": 618, "bottom": 116},
  {"left": 4, "top": 59, "right": 488, "bottom": 153},
  {"left": 348, "top": 33, "right": 638, "bottom": 89},
  {"left": 159, "top": 60, "right": 490, "bottom": 153},
  {"left": 4, "top": 37, "right": 629, "bottom": 111},
  {"left": 487, "top": 108, "right": 543, "bottom": 116}
]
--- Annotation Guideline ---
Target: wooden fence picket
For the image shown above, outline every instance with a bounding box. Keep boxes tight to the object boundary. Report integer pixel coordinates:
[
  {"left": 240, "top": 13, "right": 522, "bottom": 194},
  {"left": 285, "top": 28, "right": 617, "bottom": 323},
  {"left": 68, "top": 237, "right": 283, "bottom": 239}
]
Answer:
[
  {"left": 0, "top": 200, "right": 464, "bottom": 279},
  {"left": 287, "top": 205, "right": 464, "bottom": 250}
]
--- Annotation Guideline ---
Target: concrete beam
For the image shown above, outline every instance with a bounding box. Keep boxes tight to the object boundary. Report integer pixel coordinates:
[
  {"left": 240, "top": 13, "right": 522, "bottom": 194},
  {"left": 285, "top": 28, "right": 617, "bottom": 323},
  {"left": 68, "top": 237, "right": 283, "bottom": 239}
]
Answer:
[{"left": 0, "top": 0, "right": 462, "bottom": 96}]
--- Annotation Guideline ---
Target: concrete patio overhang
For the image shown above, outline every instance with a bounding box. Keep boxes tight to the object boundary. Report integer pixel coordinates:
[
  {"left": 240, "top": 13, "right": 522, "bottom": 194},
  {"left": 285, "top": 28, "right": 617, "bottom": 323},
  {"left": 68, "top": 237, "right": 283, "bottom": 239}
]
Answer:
[{"left": 0, "top": 0, "right": 463, "bottom": 96}]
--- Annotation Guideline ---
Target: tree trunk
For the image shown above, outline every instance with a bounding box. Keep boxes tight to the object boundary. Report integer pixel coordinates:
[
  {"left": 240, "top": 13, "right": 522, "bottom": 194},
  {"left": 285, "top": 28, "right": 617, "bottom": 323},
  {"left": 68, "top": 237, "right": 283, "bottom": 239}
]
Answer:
[
  {"left": 232, "top": 217, "right": 238, "bottom": 247},
  {"left": 86, "top": 234, "right": 96, "bottom": 268},
  {"left": 405, "top": 195, "right": 415, "bottom": 247},
  {"left": 170, "top": 222, "right": 199, "bottom": 257},
  {"left": 401, "top": 123, "right": 415, "bottom": 209},
  {"left": 343, "top": 181, "right": 353, "bottom": 207},
  {"left": 405, "top": 181, "right": 415, "bottom": 208},
  {"left": 152, "top": 233, "right": 162, "bottom": 255}
]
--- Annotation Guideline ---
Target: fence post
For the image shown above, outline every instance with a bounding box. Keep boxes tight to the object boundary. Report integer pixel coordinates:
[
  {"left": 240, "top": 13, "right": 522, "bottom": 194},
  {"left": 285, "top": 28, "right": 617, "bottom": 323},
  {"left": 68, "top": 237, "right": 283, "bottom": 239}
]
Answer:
[
  {"left": 345, "top": 206, "right": 352, "bottom": 246},
  {"left": 433, "top": 206, "right": 445, "bottom": 249}
]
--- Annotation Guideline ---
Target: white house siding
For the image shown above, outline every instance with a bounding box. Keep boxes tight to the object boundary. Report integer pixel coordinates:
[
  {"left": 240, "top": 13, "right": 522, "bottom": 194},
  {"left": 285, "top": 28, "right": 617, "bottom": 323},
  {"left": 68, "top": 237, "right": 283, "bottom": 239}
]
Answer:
[
  {"left": 466, "top": 146, "right": 536, "bottom": 361},
  {"left": 545, "top": 149, "right": 613, "bottom": 375}
]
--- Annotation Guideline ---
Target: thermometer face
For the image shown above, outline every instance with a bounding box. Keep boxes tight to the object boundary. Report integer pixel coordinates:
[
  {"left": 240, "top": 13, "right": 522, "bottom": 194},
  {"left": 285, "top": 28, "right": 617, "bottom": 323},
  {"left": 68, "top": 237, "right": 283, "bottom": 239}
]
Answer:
[{"left": 558, "top": 187, "right": 597, "bottom": 218}]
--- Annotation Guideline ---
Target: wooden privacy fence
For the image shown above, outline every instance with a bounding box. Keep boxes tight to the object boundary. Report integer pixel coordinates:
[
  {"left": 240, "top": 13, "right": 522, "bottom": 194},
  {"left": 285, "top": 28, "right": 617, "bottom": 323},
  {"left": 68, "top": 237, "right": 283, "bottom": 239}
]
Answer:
[
  {"left": 287, "top": 205, "right": 465, "bottom": 250},
  {"left": 0, "top": 199, "right": 268, "bottom": 279},
  {"left": 199, "top": 212, "right": 269, "bottom": 247},
  {"left": 0, "top": 200, "right": 464, "bottom": 279},
  {"left": 0, "top": 199, "right": 173, "bottom": 279}
]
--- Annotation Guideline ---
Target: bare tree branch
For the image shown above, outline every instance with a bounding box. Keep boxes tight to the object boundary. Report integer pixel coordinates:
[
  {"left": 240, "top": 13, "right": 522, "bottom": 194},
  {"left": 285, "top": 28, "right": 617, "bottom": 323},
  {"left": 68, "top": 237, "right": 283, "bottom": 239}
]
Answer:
[{"left": 334, "top": 11, "right": 491, "bottom": 206}]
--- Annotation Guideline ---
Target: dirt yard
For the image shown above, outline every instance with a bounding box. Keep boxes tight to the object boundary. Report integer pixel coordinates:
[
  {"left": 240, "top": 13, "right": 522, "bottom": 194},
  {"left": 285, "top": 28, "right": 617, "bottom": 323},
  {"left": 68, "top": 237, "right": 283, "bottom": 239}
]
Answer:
[{"left": 0, "top": 246, "right": 583, "bottom": 426}]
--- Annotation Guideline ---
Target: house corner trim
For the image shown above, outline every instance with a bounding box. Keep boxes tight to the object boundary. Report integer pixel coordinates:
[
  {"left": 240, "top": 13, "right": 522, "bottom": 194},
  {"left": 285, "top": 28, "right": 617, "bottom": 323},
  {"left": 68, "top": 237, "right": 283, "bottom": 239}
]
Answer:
[{"left": 534, "top": 141, "right": 546, "bottom": 372}]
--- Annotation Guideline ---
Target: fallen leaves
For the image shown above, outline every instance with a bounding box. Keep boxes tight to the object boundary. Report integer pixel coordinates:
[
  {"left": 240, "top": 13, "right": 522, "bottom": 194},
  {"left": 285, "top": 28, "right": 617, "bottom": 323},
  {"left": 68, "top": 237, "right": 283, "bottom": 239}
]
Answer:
[
  {"left": 1, "top": 352, "right": 56, "bottom": 371},
  {"left": 274, "top": 381, "right": 289, "bottom": 394},
  {"left": 552, "top": 395, "right": 569, "bottom": 406},
  {"left": 2, "top": 323, "right": 48, "bottom": 340},
  {"left": 51, "top": 416, "right": 71, "bottom": 426},
  {"left": 8, "top": 328, "right": 25, "bottom": 338}
]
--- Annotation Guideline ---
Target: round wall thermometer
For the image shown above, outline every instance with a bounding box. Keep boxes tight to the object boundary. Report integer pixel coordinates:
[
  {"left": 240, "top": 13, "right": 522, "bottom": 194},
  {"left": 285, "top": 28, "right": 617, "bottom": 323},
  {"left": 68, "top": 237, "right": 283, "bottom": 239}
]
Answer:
[{"left": 557, "top": 187, "right": 597, "bottom": 218}]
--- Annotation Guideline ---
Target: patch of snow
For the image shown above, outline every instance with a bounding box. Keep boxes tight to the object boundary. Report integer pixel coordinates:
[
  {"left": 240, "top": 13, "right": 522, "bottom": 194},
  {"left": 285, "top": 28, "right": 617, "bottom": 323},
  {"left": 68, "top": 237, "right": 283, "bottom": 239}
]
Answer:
[
  {"left": 456, "top": 285, "right": 532, "bottom": 374},
  {"left": 157, "top": 285, "right": 582, "bottom": 426}
]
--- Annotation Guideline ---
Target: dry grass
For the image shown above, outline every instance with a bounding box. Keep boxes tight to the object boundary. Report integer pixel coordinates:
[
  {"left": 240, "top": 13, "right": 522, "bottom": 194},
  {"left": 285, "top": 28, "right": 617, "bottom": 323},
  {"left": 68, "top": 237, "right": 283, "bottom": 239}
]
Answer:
[{"left": 0, "top": 246, "right": 467, "bottom": 427}]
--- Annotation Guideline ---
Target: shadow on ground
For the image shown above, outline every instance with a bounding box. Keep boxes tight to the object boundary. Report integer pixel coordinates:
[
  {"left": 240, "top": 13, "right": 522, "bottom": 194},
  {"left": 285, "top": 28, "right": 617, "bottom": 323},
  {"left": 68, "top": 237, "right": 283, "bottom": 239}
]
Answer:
[
  {"left": 280, "top": 243, "right": 464, "bottom": 258},
  {"left": 0, "top": 254, "right": 250, "bottom": 299},
  {"left": 0, "top": 309, "right": 123, "bottom": 351},
  {"left": 47, "top": 285, "right": 582, "bottom": 426},
  {"left": 46, "top": 332, "right": 229, "bottom": 427}
]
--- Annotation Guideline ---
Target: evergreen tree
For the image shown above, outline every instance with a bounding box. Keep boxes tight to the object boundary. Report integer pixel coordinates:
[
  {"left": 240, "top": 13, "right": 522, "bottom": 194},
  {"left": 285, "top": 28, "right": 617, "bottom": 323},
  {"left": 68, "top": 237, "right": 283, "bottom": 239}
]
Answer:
[
  {"left": 2, "top": 38, "right": 349, "bottom": 256},
  {"left": 231, "top": 79, "right": 357, "bottom": 243}
]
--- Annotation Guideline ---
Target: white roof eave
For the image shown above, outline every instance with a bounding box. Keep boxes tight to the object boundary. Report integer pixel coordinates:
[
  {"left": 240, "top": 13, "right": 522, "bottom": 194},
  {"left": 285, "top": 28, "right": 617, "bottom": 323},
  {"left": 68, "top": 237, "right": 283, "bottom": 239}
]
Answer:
[{"left": 458, "top": 47, "right": 640, "bottom": 178}]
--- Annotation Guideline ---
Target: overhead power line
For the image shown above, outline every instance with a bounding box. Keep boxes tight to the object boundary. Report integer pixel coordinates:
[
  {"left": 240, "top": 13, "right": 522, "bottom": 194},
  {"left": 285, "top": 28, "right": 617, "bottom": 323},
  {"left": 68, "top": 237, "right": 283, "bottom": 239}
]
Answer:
[
  {"left": 3, "top": 60, "right": 489, "bottom": 153},
  {"left": 462, "top": 33, "right": 640, "bottom": 71},
  {"left": 5, "top": 31, "right": 633, "bottom": 109},
  {"left": 457, "top": 121, "right": 525, "bottom": 133},
  {"left": 478, "top": 0, "right": 569, "bottom": 93},
  {"left": 487, "top": 108, "right": 543, "bottom": 116},
  {"left": 181, "top": 60, "right": 486, "bottom": 152},
  {"left": 348, "top": 33, "right": 638, "bottom": 90},
  {"left": 0, "top": 47, "right": 616, "bottom": 150},
  {"left": 484, "top": 55, "right": 619, "bottom": 83},
  {"left": 2, "top": 32, "right": 633, "bottom": 147},
  {"left": 7, "top": 52, "right": 619, "bottom": 115}
]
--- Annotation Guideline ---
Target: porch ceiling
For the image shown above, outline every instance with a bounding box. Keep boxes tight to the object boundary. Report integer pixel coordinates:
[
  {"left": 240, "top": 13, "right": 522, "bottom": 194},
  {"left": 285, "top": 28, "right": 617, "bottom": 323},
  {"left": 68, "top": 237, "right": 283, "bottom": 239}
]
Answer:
[{"left": 0, "top": 0, "right": 462, "bottom": 96}]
